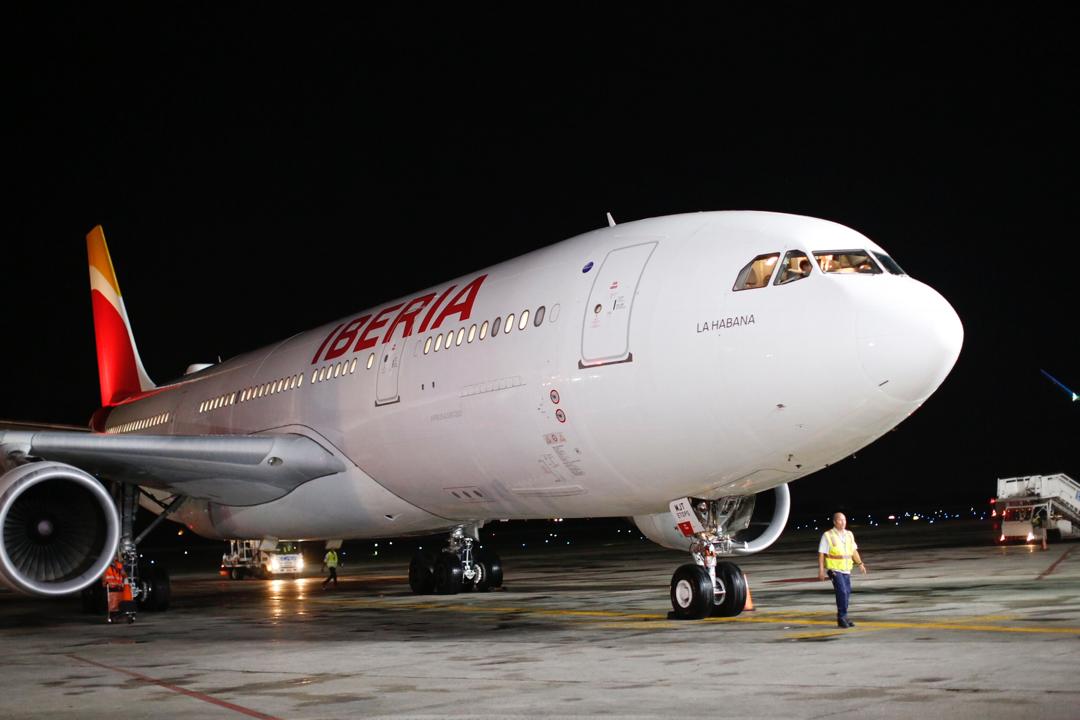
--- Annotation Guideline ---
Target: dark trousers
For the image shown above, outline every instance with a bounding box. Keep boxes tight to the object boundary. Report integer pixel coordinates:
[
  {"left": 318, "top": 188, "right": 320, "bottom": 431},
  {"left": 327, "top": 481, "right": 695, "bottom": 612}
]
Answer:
[
  {"left": 323, "top": 567, "right": 338, "bottom": 587},
  {"left": 828, "top": 570, "right": 851, "bottom": 619}
]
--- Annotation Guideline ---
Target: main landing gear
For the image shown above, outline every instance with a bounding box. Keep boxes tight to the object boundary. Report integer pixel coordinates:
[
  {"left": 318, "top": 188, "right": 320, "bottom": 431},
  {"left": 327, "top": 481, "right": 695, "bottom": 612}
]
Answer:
[
  {"left": 669, "top": 496, "right": 752, "bottom": 620},
  {"left": 83, "top": 485, "right": 180, "bottom": 617},
  {"left": 409, "top": 526, "right": 503, "bottom": 595}
]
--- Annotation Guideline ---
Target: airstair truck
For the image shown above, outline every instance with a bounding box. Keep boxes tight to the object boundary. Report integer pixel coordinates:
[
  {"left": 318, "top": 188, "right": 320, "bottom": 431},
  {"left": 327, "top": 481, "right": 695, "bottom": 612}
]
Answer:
[
  {"left": 221, "top": 539, "right": 305, "bottom": 579},
  {"left": 996, "top": 474, "right": 1080, "bottom": 543}
]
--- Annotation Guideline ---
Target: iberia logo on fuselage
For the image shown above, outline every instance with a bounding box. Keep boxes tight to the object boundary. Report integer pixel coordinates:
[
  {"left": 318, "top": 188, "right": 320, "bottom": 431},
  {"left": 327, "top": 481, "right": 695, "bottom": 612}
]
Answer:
[{"left": 310, "top": 275, "right": 488, "bottom": 365}]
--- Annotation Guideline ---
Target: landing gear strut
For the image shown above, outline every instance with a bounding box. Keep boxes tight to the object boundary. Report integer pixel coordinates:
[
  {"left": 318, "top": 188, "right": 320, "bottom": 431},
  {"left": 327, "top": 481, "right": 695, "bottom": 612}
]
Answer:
[
  {"left": 409, "top": 525, "right": 503, "bottom": 595},
  {"left": 669, "top": 496, "right": 751, "bottom": 620},
  {"left": 84, "top": 485, "right": 180, "bottom": 615}
]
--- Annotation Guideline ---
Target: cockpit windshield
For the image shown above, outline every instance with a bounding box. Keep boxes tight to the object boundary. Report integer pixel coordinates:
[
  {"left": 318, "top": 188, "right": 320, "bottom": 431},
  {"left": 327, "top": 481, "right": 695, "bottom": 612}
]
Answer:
[
  {"left": 732, "top": 253, "right": 780, "bottom": 291},
  {"left": 774, "top": 250, "right": 813, "bottom": 285},
  {"left": 813, "top": 250, "right": 881, "bottom": 274},
  {"left": 872, "top": 251, "right": 906, "bottom": 275}
]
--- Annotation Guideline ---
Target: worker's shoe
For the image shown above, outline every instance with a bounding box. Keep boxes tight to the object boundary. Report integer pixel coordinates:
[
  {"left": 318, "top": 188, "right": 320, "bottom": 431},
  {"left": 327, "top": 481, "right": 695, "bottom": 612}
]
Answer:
[{"left": 838, "top": 617, "right": 854, "bottom": 628}]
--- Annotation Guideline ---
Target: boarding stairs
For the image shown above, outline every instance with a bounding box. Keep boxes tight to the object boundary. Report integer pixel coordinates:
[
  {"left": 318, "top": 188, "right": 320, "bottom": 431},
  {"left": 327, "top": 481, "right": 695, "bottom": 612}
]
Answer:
[{"left": 997, "top": 474, "right": 1080, "bottom": 540}]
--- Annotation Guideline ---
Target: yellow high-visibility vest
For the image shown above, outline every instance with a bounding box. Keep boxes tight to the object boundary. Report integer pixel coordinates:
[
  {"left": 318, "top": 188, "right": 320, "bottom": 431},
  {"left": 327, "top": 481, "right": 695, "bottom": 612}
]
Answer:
[
  {"left": 324, "top": 551, "right": 339, "bottom": 568},
  {"left": 824, "top": 529, "right": 854, "bottom": 572}
]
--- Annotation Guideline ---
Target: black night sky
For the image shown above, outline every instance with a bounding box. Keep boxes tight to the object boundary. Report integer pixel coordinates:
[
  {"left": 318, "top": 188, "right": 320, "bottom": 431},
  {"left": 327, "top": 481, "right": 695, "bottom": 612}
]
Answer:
[{"left": 6, "top": 7, "right": 1077, "bottom": 515}]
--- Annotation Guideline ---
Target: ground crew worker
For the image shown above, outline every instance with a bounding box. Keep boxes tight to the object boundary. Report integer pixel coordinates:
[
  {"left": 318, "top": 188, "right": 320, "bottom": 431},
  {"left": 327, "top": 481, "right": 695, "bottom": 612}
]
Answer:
[
  {"left": 102, "top": 555, "right": 133, "bottom": 623},
  {"left": 1032, "top": 507, "right": 1048, "bottom": 550},
  {"left": 817, "top": 512, "right": 867, "bottom": 628},
  {"left": 322, "top": 548, "right": 339, "bottom": 588}
]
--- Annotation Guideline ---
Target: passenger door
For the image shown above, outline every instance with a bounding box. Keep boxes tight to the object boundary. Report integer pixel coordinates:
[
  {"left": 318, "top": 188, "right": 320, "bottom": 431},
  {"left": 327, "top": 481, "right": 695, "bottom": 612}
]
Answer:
[
  {"left": 375, "top": 341, "right": 404, "bottom": 405},
  {"left": 580, "top": 241, "right": 658, "bottom": 367}
]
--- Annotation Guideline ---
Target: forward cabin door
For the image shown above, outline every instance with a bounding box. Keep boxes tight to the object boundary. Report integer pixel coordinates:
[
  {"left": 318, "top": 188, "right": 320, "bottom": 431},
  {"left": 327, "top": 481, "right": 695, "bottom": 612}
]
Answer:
[
  {"left": 375, "top": 340, "right": 404, "bottom": 405},
  {"left": 580, "top": 241, "right": 658, "bottom": 367}
]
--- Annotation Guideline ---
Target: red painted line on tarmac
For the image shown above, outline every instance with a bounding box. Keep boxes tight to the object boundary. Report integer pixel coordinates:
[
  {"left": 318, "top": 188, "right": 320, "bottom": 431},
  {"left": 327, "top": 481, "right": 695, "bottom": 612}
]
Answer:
[
  {"left": 67, "top": 654, "right": 283, "bottom": 720},
  {"left": 1036, "top": 547, "right": 1075, "bottom": 580}
]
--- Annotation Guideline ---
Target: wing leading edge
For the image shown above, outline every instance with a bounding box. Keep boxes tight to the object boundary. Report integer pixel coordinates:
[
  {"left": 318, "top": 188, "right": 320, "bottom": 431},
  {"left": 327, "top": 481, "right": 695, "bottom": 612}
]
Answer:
[{"left": 0, "top": 431, "right": 346, "bottom": 506}]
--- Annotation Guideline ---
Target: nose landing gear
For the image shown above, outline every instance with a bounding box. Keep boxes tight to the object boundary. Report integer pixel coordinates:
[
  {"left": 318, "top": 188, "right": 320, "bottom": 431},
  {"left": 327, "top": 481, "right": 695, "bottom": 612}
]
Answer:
[
  {"left": 668, "top": 497, "right": 751, "bottom": 620},
  {"left": 409, "top": 525, "right": 503, "bottom": 595}
]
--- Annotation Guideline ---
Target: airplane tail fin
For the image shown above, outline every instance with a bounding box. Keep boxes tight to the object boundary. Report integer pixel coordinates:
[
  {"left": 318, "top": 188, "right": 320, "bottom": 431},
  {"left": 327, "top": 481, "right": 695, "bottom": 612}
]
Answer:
[{"left": 86, "top": 226, "right": 156, "bottom": 406}]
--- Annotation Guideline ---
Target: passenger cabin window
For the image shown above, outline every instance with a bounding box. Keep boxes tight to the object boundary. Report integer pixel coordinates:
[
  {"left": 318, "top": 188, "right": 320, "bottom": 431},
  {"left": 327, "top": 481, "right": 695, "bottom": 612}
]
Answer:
[
  {"left": 872, "top": 251, "right": 906, "bottom": 275},
  {"left": 775, "top": 251, "right": 813, "bottom": 286},
  {"left": 814, "top": 250, "right": 882, "bottom": 274},
  {"left": 733, "top": 253, "right": 780, "bottom": 291}
]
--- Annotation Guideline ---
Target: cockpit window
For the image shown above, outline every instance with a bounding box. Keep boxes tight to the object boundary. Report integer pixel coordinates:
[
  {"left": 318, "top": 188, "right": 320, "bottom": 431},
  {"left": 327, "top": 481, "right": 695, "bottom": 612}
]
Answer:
[
  {"left": 774, "top": 250, "right": 813, "bottom": 286},
  {"left": 872, "top": 251, "right": 906, "bottom": 275},
  {"left": 813, "top": 250, "right": 881, "bottom": 274},
  {"left": 733, "top": 253, "right": 780, "bottom": 291}
]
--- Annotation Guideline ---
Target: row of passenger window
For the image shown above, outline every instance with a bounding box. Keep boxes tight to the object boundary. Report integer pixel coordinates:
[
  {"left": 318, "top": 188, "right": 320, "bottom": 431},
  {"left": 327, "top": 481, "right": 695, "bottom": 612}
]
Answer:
[
  {"left": 105, "top": 412, "right": 171, "bottom": 434},
  {"left": 733, "top": 249, "right": 906, "bottom": 291},
  {"left": 242, "top": 372, "right": 306, "bottom": 402},
  {"left": 198, "top": 304, "right": 553, "bottom": 413},
  {"left": 199, "top": 352, "right": 379, "bottom": 416},
  {"left": 199, "top": 392, "right": 237, "bottom": 413},
  {"left": 422, "top": 305, "right": 547, "bottom": 355},
  {"left": 310, "top": 356, "right": 363, "bottom": 384}
]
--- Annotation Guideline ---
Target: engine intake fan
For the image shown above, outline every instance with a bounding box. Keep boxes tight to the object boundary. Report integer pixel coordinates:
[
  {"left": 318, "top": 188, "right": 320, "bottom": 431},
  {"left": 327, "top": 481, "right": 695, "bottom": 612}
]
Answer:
[{"left": 0, "top": 462, "right": 119, "bottom": 596}]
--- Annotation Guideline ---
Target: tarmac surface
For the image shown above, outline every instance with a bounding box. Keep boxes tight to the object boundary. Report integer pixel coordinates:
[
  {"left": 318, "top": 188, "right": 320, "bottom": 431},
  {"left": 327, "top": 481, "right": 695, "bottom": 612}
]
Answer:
[{"left": 1, "top": 520, "right": 1078, "bottom": 719}]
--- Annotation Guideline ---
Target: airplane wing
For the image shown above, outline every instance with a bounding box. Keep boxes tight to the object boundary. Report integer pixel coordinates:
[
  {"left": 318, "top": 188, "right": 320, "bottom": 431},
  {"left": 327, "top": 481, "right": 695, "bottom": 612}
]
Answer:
[{"left": 0, "top": 430, "right": 346, "bottom": 506}]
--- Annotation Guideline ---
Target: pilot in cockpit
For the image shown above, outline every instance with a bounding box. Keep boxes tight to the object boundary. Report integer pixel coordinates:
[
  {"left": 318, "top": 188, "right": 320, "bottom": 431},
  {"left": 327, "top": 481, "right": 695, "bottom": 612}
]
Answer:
[{"left": 777, "top": 256, "right": 813, "bottom": 285}]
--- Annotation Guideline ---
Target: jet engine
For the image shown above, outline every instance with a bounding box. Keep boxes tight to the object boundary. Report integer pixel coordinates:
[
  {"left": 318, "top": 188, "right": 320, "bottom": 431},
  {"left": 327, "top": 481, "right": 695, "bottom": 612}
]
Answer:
[
  {"left": 632, "top": 483, "right": 791, "bottom": 554},
  {"left": 0, "top": 462, "right": 119, "bottom": 596}
]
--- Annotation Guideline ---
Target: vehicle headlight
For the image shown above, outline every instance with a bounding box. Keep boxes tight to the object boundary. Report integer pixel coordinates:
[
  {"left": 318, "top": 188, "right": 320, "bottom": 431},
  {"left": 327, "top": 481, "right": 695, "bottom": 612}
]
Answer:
[
  {"left": 270, "top": 556, "right": 280, "bottom": 571},
  {"left": 297, "top": 556, "right": 304, "bottom": 570}
]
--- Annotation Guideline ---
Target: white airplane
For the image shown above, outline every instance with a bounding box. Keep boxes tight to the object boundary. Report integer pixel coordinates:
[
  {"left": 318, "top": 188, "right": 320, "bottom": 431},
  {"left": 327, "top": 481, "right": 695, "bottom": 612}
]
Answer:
[{"left": 0, "top": 211, "right": 962, "bottom": 619}]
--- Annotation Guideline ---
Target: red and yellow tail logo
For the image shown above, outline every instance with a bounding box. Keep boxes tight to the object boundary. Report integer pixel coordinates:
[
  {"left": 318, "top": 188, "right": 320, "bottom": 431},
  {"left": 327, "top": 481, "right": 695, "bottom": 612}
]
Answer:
[{"left": 87, "top": 226, "right": 155, "bottom": 406}]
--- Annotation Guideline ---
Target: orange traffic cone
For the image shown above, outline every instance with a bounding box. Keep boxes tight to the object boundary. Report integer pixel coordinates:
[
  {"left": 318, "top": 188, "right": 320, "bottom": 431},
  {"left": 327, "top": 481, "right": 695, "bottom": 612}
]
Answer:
[{"left": 743, "top": 575, "right": 755, "bottom": 611}]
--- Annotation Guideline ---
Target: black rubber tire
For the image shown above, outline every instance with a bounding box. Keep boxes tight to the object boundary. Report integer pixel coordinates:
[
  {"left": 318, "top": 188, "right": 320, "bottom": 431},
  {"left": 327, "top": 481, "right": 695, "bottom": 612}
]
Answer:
[
  {"left": 475, "top": 551, "right": 503, "bottom": 591},
  {"left": 140, "top": 565, "right": 171, "bottom": 612},
  {"left": 712, "top": 561, "right": 747, "bottom": 617},
  {"left": 670, "top": 564, "right": 713, "bottom": 619},
  {"left": 434, "top": 553, "right": 464, "bottom": 595},
  {"left": 408, "top": 550, "right": 437, "bottom": 594}
]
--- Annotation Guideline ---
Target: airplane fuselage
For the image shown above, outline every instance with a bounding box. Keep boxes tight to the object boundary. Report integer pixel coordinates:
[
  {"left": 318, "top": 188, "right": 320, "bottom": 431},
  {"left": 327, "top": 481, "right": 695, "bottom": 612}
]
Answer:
[{"left": 94, "top": 212, "right": 962, "bottom": 542}]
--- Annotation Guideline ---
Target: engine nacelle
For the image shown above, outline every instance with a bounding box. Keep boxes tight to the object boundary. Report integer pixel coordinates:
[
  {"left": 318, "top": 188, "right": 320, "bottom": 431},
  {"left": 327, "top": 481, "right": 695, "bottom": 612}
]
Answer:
[
  {"left": 0, "top": 462, "right": 119, "bottom": 596},
  {"left": 633, "top": 483, "right": 791, "bottom": 555}
]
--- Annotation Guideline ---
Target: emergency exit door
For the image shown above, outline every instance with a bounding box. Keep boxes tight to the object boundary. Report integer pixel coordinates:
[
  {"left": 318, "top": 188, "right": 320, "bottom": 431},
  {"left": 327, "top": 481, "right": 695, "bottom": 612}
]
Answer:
[
  {"left": 580, "top": 241, "right": 658, "bottom": 367},
  {"left": 375, "top": 341, "right": 404, "bottom": 405}
]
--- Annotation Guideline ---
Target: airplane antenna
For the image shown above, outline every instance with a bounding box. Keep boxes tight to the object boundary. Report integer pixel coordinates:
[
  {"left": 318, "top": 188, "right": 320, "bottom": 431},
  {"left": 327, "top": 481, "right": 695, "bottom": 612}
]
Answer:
[
  {"left": 606, "top": 212, "right": 616, "bottom": 227},
  {"left": 1040, "top": 369, "right": 1079, "bottom": 402}
]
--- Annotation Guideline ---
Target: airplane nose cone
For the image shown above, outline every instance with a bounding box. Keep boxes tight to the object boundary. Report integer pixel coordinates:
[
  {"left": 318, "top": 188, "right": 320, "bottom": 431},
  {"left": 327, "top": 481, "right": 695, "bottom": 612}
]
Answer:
[{"left": 856, "top": 281, "right": 964, "bottom": 403}]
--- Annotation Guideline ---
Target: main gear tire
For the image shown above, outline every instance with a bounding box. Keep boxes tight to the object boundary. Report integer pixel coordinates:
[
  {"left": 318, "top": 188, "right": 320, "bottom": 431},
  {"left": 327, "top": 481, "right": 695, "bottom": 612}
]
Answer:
[
  {"left": 434, "top": 553, "right": 464, "bottom": 595},
  {"left": 475, "top": 551, "right": 503, "bottom": 591},
  {"left": 139, "top": 565, "right": 171, "bottom": 612},
  {"left": 670, "top": 564, "right": 713, "bottom": 620},
  {"left": 409, "top": 549, "right": 437, "bottom": 594},
  {"left": 712, "top": 561, "right": 747, "bottom": 617}
]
